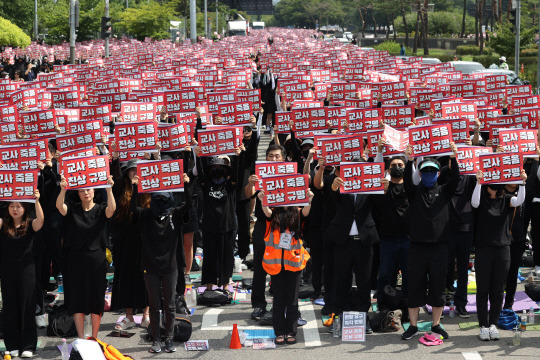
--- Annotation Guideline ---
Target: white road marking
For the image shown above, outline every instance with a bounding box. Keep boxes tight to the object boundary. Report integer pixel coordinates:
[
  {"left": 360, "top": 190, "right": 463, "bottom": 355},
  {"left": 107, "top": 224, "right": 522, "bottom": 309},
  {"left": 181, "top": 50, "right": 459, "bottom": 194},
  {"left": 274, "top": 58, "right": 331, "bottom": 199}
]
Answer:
[
  {"left": 201, "top": 308, "right": 223, "bottom": 329},
  {"left": 299, "top": 301, "right": 322, "bottom": 347},
  {"left": 462, "top": 352, "right": 482, "bottom": 360}
]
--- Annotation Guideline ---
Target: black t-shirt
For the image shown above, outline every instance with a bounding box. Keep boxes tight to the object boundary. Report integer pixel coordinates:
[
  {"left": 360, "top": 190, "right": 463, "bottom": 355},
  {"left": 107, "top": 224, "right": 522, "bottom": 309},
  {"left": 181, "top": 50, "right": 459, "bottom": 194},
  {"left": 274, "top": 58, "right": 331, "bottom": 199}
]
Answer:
[
  {"left": 63, "top": 203, "right": 109, "bottom": 251},
  {"left": 0, "top": 219, "right": 36, "bottom": 266},
  {"left": 309, "top": 170, "right": 324, "bottom": 227},
  {"left": 202, "top": 180, "right": 237, "bottom": 233},
  {"left": 475, "top": 192, "right": 513, "bottom": 247},
  {"left": 320, "top": 173, "right": 337, "bottom": 231},
  {"left": 373, "top": 182, "right": 409, "bottom": 237}
]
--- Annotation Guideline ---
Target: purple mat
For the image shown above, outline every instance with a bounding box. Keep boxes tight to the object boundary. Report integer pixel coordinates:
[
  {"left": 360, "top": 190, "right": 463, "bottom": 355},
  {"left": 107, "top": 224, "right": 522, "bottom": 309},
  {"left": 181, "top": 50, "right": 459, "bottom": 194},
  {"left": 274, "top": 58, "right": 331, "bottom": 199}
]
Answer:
[
  {"left": 57, "top": 344, "right": 73, "bottom": 355},
  {"left": 425, "top": 291, "right": 539, "bottom": 314},
  {"left": 197, "top": 285, "right": 234, "bottom": 294}
]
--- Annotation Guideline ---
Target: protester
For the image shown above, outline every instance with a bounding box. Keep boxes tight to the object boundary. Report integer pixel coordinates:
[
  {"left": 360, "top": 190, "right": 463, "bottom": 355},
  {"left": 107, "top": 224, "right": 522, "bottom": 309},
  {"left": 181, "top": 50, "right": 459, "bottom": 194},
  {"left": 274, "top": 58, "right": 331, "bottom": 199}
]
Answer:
[
  {"left": 56, "top": 175, "right": 116, "bottom": 339},
  {"left": 1, "top": 190, "right": 44, "bottom": 358},
  {"left": 472, "top": 169, "right": 527, "bottom": 340},
  {"left": 258, "top": 189, "right": 312, "bottom": 344}
]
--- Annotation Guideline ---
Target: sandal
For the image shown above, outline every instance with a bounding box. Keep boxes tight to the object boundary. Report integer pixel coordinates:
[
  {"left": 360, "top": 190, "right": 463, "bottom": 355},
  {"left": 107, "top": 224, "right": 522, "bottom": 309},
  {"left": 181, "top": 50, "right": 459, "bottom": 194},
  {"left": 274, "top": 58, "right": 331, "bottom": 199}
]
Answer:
[
  {"left": 285, "top": 335, "right": 297, "bottom": 345},
  {"left": 275, "top": 335, "right": 286, "bottom": 345},
  {"left": 115, "top": 317, "right": 136, "bottom": 331}
]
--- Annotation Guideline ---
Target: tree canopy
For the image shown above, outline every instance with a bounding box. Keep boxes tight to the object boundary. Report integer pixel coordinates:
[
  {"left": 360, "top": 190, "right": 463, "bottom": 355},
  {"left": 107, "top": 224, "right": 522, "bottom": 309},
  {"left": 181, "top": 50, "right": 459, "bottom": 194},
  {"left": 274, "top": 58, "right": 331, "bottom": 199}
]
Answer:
[{"left": 0, "top": 17, "right": 31, "bottom": 48}]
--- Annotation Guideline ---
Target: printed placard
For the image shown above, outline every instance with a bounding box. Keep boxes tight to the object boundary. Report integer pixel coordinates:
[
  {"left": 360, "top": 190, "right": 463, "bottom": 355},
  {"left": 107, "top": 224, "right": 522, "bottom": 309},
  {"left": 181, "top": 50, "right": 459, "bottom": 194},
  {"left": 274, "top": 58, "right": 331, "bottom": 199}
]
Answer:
[
  {"left": 255, "top": 161, "right": 297, "bottom": 191},
  {"left": 20, "top": 108, "right": 57, "bottom": 135},
  {"left": 0, "top": 146, "right": 40, "bottom": 170},
  {"left": 345, "top": 108, "right": 381, "bottom": 134},
  {"left": 198, "top": 126, "right": 242, "bottom": 156},
  {"left": 261, "top": 174, "right": 309, "bottom": 207},
  {"left": 158, "top": 123, "right": 189, "bottom": 151},
  {"left": 136, "top": 159, "right": 184, "bottom": 193},
  {"left": 114, "top": 122, "right": 158, "bottom": 152},
  {"left": 408, "top": 124, "right": 453, "bottom": 156},
  {"left": 382, "top": 104, "right": 415, "bottom": 129},
  {"left": 292, "top": 107, "right": 327, "bottom": 133},
  {"left": 0, "top": 170, "right": 38, "bottom": 203},
  {"left": 498, "top": 128, "right": 538, "bottom": 157},
  {"left": 342, "top": 311, "right": 366, "bottom": 342},
  {"left": 56, "top": 132, "right": 97, "bottom": 154},
  {"left": 60, "top": 155, "right": 110, "bottom": 190},
  {"left": 479, "top": 152, "right": 523, "bottom": 184},
  {"left": 456, "top": 145, "right": 493, "bottom": 175},
  {"left": 339, "top": 162, "right": 385, "bottom": 194},
  {"left": 120, "top": 102, "right": 157, "bottom": 122},
  {"left": 432, "top": 117, "right": 469, "bottom": 143},
  {"left": 275, "top": 111, "right": 292, "bottom": 133},
  {"left": 218, "top": 102, "right": 253, "bottom": 125},
  {"left": 320, "top": 135, "right": 364, "bottom": 166}
]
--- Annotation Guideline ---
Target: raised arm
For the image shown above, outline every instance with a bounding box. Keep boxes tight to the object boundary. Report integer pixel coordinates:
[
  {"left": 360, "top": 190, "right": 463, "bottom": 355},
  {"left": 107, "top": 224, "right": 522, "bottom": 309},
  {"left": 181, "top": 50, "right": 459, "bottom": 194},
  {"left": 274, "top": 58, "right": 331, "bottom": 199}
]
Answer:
[
  {"left": 313, "top": 158, "right": 326, "bottom": 190},
  {"left": 257, "top": 191, "right": 273, "bottom": 218},
  {"left": 32, "top": 189, "right": 44, "bottom": 231},
  {"left": 301, "top": 190, "right": 314, "bottom": 217},
  {"left": 510, "top": 170, "right": 527, "bottom": 207},
  {"left": 56, "top": 175, "right": 68, "bottom": 216},
  {"left": 105, "top": 176, "right": 116, "bottom": 218},
  {"left": 443, "top": 143, "right": 460, "bottom": 195},
  {"left": 471, "top": 171, "right": 482, "bottom": 208}
]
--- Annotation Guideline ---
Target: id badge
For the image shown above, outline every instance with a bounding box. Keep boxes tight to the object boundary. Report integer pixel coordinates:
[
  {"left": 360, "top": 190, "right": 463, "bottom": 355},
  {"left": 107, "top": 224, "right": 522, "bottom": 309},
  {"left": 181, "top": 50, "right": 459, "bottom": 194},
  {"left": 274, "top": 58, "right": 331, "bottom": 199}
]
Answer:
[{"left": 278, "top": 232, "right": 292, "bottom": 250}]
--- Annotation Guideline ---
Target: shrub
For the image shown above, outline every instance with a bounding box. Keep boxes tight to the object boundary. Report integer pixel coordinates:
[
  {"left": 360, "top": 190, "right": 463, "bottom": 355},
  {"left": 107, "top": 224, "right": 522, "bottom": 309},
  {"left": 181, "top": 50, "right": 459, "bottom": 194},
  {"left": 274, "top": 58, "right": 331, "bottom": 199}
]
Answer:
[
  {"left": 456, "top": 45, "right": 492, "bottom": 55},
  {"left": 0, "top": 17, "right": 31, "bottom": 48},
  {"left": 520, "top": 48, "right": 538, "bottom": 57},
  {"left": 472, "top": 55, "right": 500, "bottom": 68},
  {"left": 374, "top": 41, "right": 403, "bottom": 55}
]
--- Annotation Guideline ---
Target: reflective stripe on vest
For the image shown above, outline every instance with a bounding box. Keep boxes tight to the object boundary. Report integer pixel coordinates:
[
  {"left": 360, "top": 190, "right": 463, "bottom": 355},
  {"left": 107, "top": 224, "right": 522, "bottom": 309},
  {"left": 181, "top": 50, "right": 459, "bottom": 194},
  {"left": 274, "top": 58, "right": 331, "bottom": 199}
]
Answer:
[{"left": 262, "top": 224, "right": 309, "bottom": 275}]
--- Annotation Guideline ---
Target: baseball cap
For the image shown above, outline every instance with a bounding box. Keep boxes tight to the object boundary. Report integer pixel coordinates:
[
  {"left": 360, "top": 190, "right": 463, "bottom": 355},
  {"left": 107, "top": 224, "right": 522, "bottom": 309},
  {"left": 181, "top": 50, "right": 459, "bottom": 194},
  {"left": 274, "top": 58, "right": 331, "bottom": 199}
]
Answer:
[{"left": 419, "top": 160, "right": 440, "bottom": 171}]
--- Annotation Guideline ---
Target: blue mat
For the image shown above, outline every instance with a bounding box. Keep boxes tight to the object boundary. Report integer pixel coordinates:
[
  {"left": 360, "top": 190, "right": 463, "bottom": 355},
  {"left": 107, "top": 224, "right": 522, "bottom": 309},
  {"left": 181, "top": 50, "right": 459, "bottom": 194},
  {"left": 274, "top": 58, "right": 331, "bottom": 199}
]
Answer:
[{"left": 244, "top": 329, "right": 276, "bottom": 339}]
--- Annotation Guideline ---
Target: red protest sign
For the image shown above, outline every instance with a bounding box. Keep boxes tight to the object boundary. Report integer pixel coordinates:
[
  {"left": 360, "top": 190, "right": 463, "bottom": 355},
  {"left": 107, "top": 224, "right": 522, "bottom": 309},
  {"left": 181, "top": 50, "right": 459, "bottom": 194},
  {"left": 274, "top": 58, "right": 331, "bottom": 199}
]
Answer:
[
  {"left": 56, "top": 132, "right": 97, "bottom": 154},
  {"left": 60, "top": 148, "right": 97, "bottom": 160},
  {"left": 120, "top": 102, "right": 157, "bottom": 122},
  {"left": 366, "top": 129, "right": 402, "bottom": 157},
  {"left": 255, "top": 161, "right": 298, "bottom": 191},
  {"left": 409, "top": 123, "right": 453, "bottom": 156},
  {"left": 9, "top": 138, "right": 50, "bottom": 161},
  {"left": 136, "top": 159, "right": 184, "bottom": 193},
  {"left": 0, "top": 146, "right": 40, "bottom": 170},
  {"left": 158, "top": 123, "right": 189, "bottom": 151},
  {"left": 479, "top": 152, "right": 522, "bottom": 184},
  {"left": 0, "top": 121, "right": 19, "bottom": 144},
  {"left": 456, "top": 145, "right": 492, "bottom": 175},
  {"left": 292, "top": 107, "right": 327, "bottom": 133},
  {"left": 498, "top": 128, "right": 538, "bottom": 157},
  {"left": 320, "top": 135, "right": 364, "bottom": 166},
  {"left": 60, "top": 155, "right": 110, "bottom": 190},
  {"left": 237, "top": 89, "right": 261, "bottom": 112},
  {"left": 198, "top": 126, "right": 242, "bottom": 156},
  {"left": 55, "top": 108, "right": 79, "bottom": 134},
  {"left": 432, "top": 117, "right": 470, "bottom": 143},
  {"left": 19, "top": 108, "right": 57, "bottom": 135},
  {"left": 218, "top": 102, "right": 253, "bottom": 125},
  {"left": 339, "top": 162, "right": 385, "bottom": 194},
  {"left": 440, "top": 101, "right": 477, "bottom": 127},
  {"left": 382, "top": 105, "right": 415, "bottom": 129},
  {"left": 114, "top": 122, "right": 158, "bottom": 152},
  {"left": 275, "top": 111, "right": 292, "bottom": 133},
  {"left": 345, "top": 108, "right": 381, "bottom": 134},
  {"left": 383, "top": 125, "right": 409, "bottom": 152},
  {"left": 0, "top": 170, "right": 38, "bottom": 203},
  {"left": 261, "top": 174, "right": 309, "bottom": 207}
]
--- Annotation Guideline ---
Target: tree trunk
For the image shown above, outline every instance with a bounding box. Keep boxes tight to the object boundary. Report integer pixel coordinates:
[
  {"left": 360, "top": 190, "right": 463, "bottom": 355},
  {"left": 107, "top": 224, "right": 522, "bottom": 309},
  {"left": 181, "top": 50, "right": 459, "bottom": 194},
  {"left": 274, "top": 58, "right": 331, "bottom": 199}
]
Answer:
[
  {"left": 413, "top": 7, "right": 421, "bottom": 54},
  {"left": 491, "top": 0, "right": 495, "bottom": 30},
  {"left": 372, "top": 10, "right": 378, "bottom": 38},
  {"left": 498, "top": 0, "right": 502, "bottom": 24},
  {"left": 400, "top": 0, "right": 409, "bottom": 46},
  {"left": 385, "top": 14, "right": 390, "bottom": 39},
  {"left": 506, "top": 0, "right": 511, "bottom": 21},
  {"left": 359, "top": 8, "right": 366, "bottom": 38},
  {"left": 479, "top": 0, "right": 484, "bottom": 53},
  {"left": 392, "top": 14, "right": 397, "bottom": 41},
  {"left": 422, "top": 0, "right": 429, "bottom": 55},
  {"left": 460, "top": 0, "right": 467, "bottom": 37}
]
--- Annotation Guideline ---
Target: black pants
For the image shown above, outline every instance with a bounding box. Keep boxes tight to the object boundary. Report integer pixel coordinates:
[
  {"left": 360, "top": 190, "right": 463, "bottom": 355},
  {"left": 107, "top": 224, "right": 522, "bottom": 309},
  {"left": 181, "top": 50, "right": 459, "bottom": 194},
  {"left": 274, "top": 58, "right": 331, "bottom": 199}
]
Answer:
[
  {"left": 407, "top": 243, "right": 448, "bottom": 308},
  {"left": 332, "top": 238, "right": 373, "bottom": 314},
  {"left": 144, "top": 271, "right": 177, "bottom": 342},
  {"left": 201, "top": 230, "right": 235, "bottom": 287},
  {"left": 175, "top": 234, "right": 186, "bottom": 297},
  {"left": 504, "top": 241, "right": 526, "bottom": 309},
  {"left": 530, "top": 202, "right": 540, "bottom": 266},
  {"left": 33, "top": 253, "right": 44, "bottom": 316},
  {"left": 377, "top": 235, "right": 410, "bottom": 307},
  {"left": 322, "top": 233, "right": 335, "bottom": 311},
  {"left": 309, "top": 226, "right": 324, "bottom": 295},
  {"left": 446, "top": 231, "right": 473, "bottom": 307},
  {"left": 41, "top": 223, "right": 62, "bottom": 286},
  {"left": 2, "top": 263, "right": 37, "bottom": 353},
  {"left": 475, "top": 246, "right": 510, "bottom": 328},
  {"left": 236, "top": 199, "right": 251, "bottom": 260},
  {"left": 251, "top": 221, "right": 267, "bottom": 309},
  {"left": 271, "top": 270, "right": 301, "bottom": 336}
]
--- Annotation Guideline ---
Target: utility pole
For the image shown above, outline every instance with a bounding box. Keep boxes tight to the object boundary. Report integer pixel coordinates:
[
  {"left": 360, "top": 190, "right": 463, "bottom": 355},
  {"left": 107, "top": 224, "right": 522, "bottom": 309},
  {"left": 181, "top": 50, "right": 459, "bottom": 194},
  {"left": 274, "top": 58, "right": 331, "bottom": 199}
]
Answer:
[
  {"left": 216, "top": 0, "right": 218, "bottom": 37},
  {"left": 69, "top": 0, "right": 76, "bottom": 64},
  {"left": 190, "top": 0, "right": 197, "bottom": 44},
  {"left": 537, "top": 5, "right": 540, "bottom": 94},
  {"left": 34, "top": 0, "right": 38, "bottom": 40},
  {"left": 105, "top": 0, "right": 110, "bottom": 58},
  {"left": 514, "top": 0, "right": 520, "bottom": 72},
  {"left": 204, "top": 0, "right": 208, "bottom": 38}
]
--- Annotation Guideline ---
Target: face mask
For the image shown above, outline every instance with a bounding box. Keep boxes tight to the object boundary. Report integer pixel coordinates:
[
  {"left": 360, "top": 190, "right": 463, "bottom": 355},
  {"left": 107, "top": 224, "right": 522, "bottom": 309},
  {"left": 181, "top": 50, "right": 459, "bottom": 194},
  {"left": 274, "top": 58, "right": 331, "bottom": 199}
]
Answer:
[
  {"left": 211, "top": 167, "right": 225, "bottom": 180},
  {"left": 420, "top": 171, "right": 438, "bottom": 188},
  {"left": 323, "top": 166, "right": 335, "bottom": 175},
  {"left": 150, "top": 194, "right": 174, "bottom": 218},
  {"left": 389, "top": 166, "right": 404, "bottom": 178},
  {"left": 487, "top": 184, "right": 502, "bottom": 192},
  {"left": 302, "top": 150, "right": 310, "bottom": 158}
]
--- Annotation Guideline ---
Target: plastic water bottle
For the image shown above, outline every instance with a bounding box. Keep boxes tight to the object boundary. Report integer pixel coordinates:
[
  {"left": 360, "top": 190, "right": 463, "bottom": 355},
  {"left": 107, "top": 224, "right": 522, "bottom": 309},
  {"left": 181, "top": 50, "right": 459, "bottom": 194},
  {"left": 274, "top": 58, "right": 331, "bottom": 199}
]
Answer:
[
  {"left": 185, "top": 287, "right": 195, "bottom": 309},
  {"left": 61, "top": 338, "right": 70, "bottom": 360},
  {"left": 448, "top": 301, "right": 456, "bottom": 318},
  {"left": 513, "top": 326, "right": 521, "bottom": 346},
  {"left": 3, "top": 351, "right": 11, "bottom": 360},
  {"left": 333, "top": 316, "right": 340, "bottom": 338},
  {"left": 84, "top": 315, "right": 91, "bottom": 338},
  {"left": 520, "top": 310, "right": 527, "bottom": 331},
  {"left": 528, "top": 307, "right": 535, "bottom": 324},
  {"left": 234, "top": 257, "right": 242, "bottom": 274},
  {"left": 57, "top": 274, "right": 64, "bottom": 293}
]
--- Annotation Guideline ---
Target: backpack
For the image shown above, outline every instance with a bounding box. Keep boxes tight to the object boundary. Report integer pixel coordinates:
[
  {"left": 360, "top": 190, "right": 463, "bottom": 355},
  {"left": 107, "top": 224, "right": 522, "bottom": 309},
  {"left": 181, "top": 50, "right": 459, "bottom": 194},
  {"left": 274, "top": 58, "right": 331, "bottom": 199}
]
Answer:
[
  {"left": 524, "top": 282, "right": 540, "bottom": 302},
  {"left": 47, "top": 302, "right": 77, "bottom": 337},
  {"left": 174, "top": 315, "right": 193, "bottom": 342},
  {"left": 198, "top": 289, "right": 232, "bottom": 306},
  {"left": 175, "top": 296, "right": 191, "bottom": 316},
  {"left": 498, "top": 309, "right": 519, "bottom": 330},
  {"left": 370, "top": 309, "right": 402, "bottom": 333}
]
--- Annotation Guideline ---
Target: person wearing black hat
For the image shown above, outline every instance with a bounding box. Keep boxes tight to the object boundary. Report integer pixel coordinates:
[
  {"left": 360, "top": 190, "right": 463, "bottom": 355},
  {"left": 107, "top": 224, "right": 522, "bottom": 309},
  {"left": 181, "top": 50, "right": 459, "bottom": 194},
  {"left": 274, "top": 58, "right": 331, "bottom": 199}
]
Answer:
[
  {"left": 131, "top": 173, "right": 191, "bottom": 354},
  {"left": 109, "top": 157, "right": 150, "bottom": 331}
]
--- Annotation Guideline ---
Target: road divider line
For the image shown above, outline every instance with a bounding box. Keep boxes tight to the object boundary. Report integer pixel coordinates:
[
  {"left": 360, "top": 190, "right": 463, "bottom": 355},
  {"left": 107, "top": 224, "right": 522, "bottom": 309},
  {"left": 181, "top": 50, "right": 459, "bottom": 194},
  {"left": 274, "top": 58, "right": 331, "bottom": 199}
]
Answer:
[
  {"left": 299, "top": 302, "right": 322, "bottom": 347},
  {"left": 462, "top": 352, "right": 482, "bottom": 360}
]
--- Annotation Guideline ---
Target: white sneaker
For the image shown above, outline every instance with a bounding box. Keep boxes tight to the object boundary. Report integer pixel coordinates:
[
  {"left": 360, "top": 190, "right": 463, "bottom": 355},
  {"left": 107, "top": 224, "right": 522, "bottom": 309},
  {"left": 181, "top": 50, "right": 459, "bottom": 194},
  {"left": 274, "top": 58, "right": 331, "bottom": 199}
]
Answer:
[
  {"left": 535, "top": 266, "right": 540, "bottom": 276},
  {"left": 35, "top": 314, "right": 47, "bottom": 328},
  {"left": 141, "top": 317, "right": 150, "bottom": 328},
  {"left": 21, "top": 350, "right": 34, "bottom": 358},
  {"left": 10, "top": 350, "right": 19, "bottom": 357},
  {"left": 479, "top": 326, "right": 490, "bottom": 341},
  {"left": 489, "top": 324, "right": 500, "bottom": 340}
]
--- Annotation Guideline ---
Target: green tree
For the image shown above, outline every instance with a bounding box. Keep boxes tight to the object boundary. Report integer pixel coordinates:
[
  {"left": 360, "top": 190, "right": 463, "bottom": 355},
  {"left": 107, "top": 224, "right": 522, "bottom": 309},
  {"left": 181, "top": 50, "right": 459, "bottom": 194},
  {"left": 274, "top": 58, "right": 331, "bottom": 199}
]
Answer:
[
  {"left": 487, "top": 20, "right": 536, "bottom": 58},
  {"left": 0, "top": 17, "right": 31, "bottom": 47},
  {"left": 117, "top": 1, "right": 178, "bottom": 40},
  {"left": 0, "top": 0, "right": 34, "bottom": 36}
]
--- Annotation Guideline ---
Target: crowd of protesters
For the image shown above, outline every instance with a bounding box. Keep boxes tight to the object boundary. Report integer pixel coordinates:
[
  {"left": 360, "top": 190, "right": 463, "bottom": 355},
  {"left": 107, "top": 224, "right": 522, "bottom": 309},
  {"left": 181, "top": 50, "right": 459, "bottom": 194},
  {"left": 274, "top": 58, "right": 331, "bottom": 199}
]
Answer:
[{"left": 0, "top": 28, "right": 538, "bottom": 357}]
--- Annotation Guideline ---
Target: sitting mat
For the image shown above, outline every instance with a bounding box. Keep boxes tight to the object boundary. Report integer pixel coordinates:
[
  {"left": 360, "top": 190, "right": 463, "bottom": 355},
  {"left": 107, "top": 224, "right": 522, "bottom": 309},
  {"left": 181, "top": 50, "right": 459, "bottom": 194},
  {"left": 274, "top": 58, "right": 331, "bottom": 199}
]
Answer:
[
  {"left": 2, "top": 340, "right": 41, "bottom": 352},
  {"left": 403, "top": 321, "right": 442, "bottom": 332},
  {"left": 425, "top": 291, "right": 538, "bottom": 314},
  {"left": 244, "top": 329, "right": 276, "bottom": 339}
]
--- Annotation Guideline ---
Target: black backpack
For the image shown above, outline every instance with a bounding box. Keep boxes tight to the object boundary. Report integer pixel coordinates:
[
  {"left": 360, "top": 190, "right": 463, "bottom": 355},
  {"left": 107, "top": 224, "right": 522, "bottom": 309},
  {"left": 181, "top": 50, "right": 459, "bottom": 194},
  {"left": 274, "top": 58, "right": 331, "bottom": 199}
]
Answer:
[
  {"left": 525, "top": 282, "right": 540, "bottom": 302},
  {"left": 175, "top": 296, "right": 191, "bottom": 316},
  {"left": 197, "top": 289, "right": 232, "bottom": 306},
  {"left": 47, "top": 302, "right": 77, "bottom": 337},
  {"left": 174, "top": 315, "right": 192, "bottom": 342}
]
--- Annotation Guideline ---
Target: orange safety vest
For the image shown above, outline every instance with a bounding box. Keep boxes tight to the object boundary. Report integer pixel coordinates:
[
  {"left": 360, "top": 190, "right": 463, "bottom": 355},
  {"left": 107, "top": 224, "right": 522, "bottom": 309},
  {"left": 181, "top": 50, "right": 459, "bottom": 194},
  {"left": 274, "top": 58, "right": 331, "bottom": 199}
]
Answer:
[{"left": 262, "top": 222, "right": 310, "bottom": 275}]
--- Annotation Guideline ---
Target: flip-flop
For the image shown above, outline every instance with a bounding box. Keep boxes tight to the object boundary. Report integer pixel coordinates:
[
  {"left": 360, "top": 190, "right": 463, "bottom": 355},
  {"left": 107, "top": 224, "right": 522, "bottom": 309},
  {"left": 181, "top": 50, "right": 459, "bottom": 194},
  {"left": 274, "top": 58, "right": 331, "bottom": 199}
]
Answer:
[{"left": 419, "top": 333, "right": 443, "bottom": 346}]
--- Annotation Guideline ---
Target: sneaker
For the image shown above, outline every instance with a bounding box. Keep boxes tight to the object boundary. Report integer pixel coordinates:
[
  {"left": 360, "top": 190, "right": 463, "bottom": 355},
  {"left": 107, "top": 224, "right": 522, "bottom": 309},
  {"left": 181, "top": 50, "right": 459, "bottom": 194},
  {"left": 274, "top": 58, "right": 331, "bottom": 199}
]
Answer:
[
  {"left": 401, "top": 325, "right": 419, "bottom": 340},
  {"left": 184, "top": 274, "right": 192, "bottom": 285},
  {"left": 251, "top": 307, "right": 266, "bottom": 320},
  {"left": 489, "top": 324, "right": 500, "bottom": 340},
  {"left": 366, "top": 321, "right": 373, "bottom": 334},
  {"left": 35, "top": 314, "right": 47, "bottom": 328},
  {"left": 297, "top": 317, "right": 307, "bottom": 326},
  {"left": 456, "top": 305, "right": 470, "bottom": 318},
  {"left": 141, "top": 317, "right": 150, "bottom": 328},
  {"left": 446, "top": 286, "right": 456, "bottom": 294},
  {"left": 164, "top": 340, "right": 176, "bottom": 353},
  {"left": 431, "top": 324, "right": 449, "bottom": 340},
  {"left": 149, "top": 341, "right": 162, "bottom": 353},
  {"left": 479, "top": 326, "right": 490, "bottom": 341},
  {"left": 9, "top": 351, "right": 19, "bottom": 357},
  {"left": 21, "top": 351, "right": 33, "bottom": 358}
]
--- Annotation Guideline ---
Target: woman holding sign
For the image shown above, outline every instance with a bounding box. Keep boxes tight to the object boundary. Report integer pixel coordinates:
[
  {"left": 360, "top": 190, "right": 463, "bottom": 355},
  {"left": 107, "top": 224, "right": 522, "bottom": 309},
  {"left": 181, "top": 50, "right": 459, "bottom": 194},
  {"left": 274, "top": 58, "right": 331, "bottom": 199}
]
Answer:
[
  {"left": 472, "top": 169, "right": 527, "bottom": 341},
  {"left": 0, "top": 190, "right": 43, "bottom": 358},
  {"left": 257, "top": 189, "right": 312, "bottom": 345},
  {"left": 56, "top": 175, "right": 116, "bottom": 339}
]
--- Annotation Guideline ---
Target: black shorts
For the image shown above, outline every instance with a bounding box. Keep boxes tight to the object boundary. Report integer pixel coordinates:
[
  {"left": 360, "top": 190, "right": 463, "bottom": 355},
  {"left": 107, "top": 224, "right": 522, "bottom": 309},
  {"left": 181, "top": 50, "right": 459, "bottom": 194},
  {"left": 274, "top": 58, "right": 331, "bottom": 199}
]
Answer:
[
  {"left": 183, "top": 204, "right": 199, "bottom": 234},
  {"left": 407, "top": 242, "right": 448, "bottom": 308}
]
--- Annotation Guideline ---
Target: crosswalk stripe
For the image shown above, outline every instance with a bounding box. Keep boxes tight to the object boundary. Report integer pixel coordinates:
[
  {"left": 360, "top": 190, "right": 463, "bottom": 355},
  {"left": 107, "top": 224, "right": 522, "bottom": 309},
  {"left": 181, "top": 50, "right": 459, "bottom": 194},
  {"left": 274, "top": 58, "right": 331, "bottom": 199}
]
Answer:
[
  {"left": 462, "top": 352, "right": 482, "bottom": 360},
  {"left": 299, "top": 302, "right": 322, "bottom": 347}
]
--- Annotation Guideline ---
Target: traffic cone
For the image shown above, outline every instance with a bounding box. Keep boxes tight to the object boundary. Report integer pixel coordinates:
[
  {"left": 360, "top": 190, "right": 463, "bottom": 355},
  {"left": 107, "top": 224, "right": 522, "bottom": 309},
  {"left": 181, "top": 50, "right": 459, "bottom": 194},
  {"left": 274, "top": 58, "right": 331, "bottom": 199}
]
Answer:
[
  {"left": 521, "top": 63, "right": 524, "bottom": 75},
  {"left": 229, "top": 324, "right": 242, "bottom": 349}
]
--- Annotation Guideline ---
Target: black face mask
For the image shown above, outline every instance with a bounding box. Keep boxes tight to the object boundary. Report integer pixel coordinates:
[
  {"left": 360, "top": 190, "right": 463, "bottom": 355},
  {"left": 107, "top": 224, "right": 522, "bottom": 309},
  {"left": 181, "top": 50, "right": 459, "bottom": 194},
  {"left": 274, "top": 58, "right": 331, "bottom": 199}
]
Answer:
[
  {"left": 211, "top": 167, "right": 225, "bottom": 179},
  {"left": 302, "top": 150, "right": 310, "bottom": 158},
  {"left": 390, "top": 166, "right": 404, "bottom": 178},
  {"left": 487, "top": 184, "right": 503, "bottom": 192},
  {"left": 150, "top": 194, "right": 174, "bottom": 218}
]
